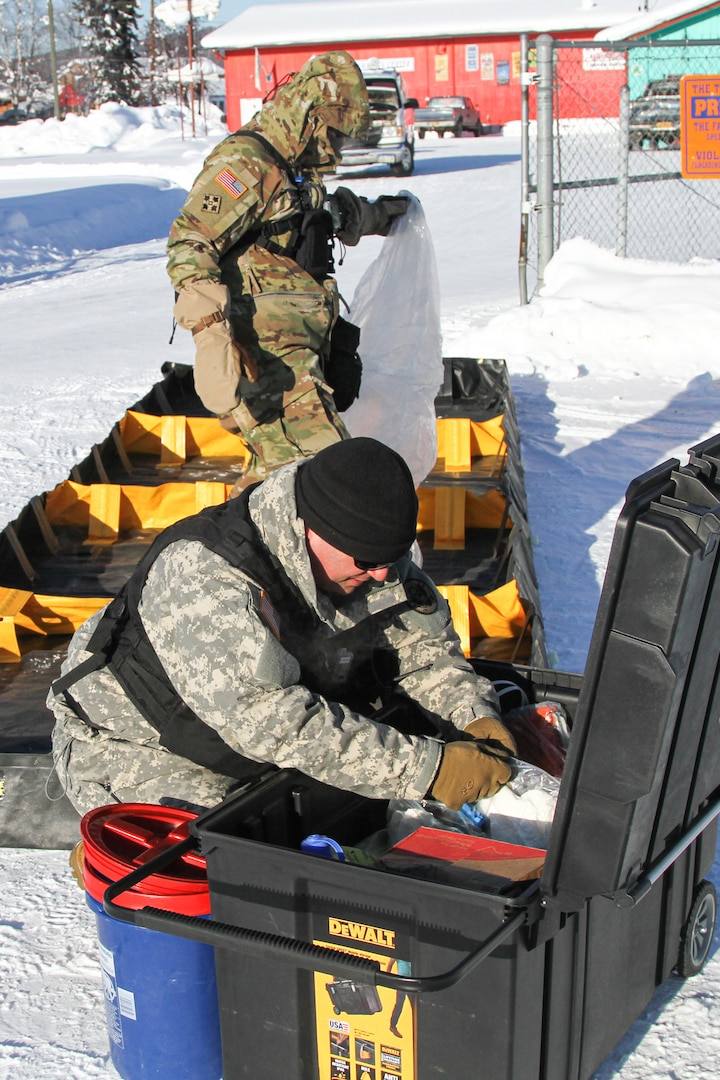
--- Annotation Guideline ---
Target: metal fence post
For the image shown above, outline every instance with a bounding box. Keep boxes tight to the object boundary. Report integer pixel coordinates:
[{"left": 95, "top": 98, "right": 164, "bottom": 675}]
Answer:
[
  {"left": 536, "top": 34, "right": 555, "bottom": 290},
  {"left": 616, "top": 84, "right": 630, "bottom": 257},
  {"left": 519, "top": 33, "right": 531, "bottom": 304}
]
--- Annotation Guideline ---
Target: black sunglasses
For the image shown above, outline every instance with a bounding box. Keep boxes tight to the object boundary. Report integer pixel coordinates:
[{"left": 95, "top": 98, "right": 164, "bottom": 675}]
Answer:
[{"left": 354, "top": 557, "right": 394, "bottom": 572}]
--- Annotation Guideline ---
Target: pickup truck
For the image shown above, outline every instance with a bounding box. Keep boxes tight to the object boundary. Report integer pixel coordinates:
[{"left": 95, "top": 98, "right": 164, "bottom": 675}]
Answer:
[
  {"left": 628, "top": 76, "right": 681, "bottom": 150},
  {"left": 415, "top": 96, "right": 483, "bottom": 138},
  {"left": 339, "top": 70, "right": 419, "bottom": 176}
]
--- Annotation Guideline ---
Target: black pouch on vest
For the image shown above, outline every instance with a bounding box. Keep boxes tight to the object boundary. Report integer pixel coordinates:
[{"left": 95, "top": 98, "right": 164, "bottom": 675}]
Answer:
[
  {"left": 294, "top": 208, "right": 335, "bottom": 280},
  {"left": 324, "top": 315, "right": 363, "bottom": 411}
]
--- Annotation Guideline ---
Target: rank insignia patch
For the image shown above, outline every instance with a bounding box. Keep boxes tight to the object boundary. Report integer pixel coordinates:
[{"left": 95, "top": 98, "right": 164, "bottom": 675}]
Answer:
[
  {"left": 202, "top": 193, "right": 222, "bottom": 214},
  {"left": 215, "top": 168, "right": 248, "bottom": 200}
]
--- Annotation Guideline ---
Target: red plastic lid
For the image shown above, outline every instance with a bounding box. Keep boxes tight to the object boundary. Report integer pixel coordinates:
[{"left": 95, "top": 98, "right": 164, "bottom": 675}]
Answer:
[
  {"left": 80, "top": 803, "right": 209, "bottom": 909},
  {"left": 83, "top": 855, "right": 212, "bottom": 914}
]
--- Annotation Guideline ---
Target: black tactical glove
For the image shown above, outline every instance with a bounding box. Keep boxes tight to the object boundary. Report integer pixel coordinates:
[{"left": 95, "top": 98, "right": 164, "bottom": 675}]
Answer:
[
  {"left": 331, "top": 187, "right": 411, "bottom": 245},
  {"left": 329, "top": 186, "right": 364, "bottom": 244},
  {"left": 428, "top": 740, "right": 513, "bottom": 811},
  {"left": 373, "top": 195, "right": 410, "bottom": 235}
]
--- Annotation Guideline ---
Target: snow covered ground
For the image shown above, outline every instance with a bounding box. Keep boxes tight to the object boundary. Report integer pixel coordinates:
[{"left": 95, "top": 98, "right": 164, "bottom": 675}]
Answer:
[{"left": 1, "top": 101, "right": 720, "bottom": 1078}]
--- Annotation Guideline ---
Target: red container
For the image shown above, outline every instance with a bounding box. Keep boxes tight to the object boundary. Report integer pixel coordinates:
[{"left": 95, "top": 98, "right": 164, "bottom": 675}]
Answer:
[{"left": 81, "top": 803, "right": 210, "bottom": 914}]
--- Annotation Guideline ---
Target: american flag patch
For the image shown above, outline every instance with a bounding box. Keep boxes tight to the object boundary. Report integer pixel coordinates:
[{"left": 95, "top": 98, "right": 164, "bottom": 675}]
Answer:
[
  {"left": 259, "top": 590, "right": 281, "bottom": 640},
  {"left": 215, "top": 168, "right": 248, "bottom": 199}
]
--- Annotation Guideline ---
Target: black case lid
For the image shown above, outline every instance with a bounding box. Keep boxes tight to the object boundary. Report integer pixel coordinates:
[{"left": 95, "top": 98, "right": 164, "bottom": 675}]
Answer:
[{"left": 541, "top": 438, "right": 720, "bottom": 911}]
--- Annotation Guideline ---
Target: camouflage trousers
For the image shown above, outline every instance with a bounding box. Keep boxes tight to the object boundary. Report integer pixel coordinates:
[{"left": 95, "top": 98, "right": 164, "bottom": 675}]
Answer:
[
  {"left": 228, "top": 347, "right": 349, "bottom": 493},
  {"left": 51, "top": 695, "right": 238, "bottom": 816}
]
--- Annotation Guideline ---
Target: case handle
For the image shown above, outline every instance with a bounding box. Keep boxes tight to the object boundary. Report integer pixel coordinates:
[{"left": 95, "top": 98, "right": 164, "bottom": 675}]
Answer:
[{"left": 102, "top": 835, "right": 525, "bottom": 993}]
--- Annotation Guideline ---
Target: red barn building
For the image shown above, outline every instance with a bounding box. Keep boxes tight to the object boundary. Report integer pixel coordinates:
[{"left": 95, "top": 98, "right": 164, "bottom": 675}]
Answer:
[{"left": 202, "top": 0, "right": 644, "bottom": 131}]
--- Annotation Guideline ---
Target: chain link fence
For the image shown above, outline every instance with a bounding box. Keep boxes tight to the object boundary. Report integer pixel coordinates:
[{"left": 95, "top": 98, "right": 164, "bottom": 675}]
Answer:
[{"left": 520, "top": 35, "right": 720, "bottom": 300}]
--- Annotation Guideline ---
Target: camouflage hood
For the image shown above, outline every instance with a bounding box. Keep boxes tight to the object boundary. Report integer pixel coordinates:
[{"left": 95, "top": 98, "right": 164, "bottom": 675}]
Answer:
[{"left": 247, "top": 51, "right": 369, "bottom": 172}]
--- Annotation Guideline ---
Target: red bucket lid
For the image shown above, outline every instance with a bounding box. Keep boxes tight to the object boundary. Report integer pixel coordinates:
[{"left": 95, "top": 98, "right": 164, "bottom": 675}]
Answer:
[
  {"left": 80, "top": 803, "right": 209, "bottom": 908},
  {"left": 82, "top": 856, "right": 212, "bottom": 914}
]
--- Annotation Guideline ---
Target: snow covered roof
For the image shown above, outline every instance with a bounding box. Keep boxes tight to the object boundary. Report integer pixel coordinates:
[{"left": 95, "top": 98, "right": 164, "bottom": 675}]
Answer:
[
  {"left": 202, "top": 0, "right": 648, "bottom": 50},
  {"left": 167, "top": 58, "right": 225, "bottom": 84},
  {"left": 595, "top": 1, "right": 720, "bottom": 41}
]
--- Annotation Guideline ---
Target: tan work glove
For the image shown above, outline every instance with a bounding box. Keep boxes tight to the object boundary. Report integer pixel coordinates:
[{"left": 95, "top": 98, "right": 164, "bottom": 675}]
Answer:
[
  {"left": 174, "top": 280, "right": 258, "bottom": 416},
  {"left": 463, "top": 715, "right": 517, "bottom": 756},
  {"left": 428, "top": 740, "right": 513, "bottom": 810}
]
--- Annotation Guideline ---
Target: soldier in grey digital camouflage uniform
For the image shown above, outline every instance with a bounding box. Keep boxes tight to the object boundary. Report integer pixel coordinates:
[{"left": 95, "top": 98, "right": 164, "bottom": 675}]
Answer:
[
  {"left": 49, "top": 439, "right": 516, "bottom": 816},
  {"left": 168, "top": 51, "right": 410, "bottom": 485}
]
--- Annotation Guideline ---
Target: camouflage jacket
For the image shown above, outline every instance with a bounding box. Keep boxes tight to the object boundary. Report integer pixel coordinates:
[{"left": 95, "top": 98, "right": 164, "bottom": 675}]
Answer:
[
  {"left": 167, "top": 50, "right": 368, "bottom": 293},
  {"left": 167, "top": 52, "right": 370, "bottom": 416},
  {"left": 49, "top": 462, "right": 500, "bottom": 812}
]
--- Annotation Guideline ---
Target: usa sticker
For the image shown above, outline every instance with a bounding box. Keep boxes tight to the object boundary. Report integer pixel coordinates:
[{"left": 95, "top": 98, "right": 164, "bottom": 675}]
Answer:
[{"left": 215, "top": 168, "right": 248, "bottom": 199}]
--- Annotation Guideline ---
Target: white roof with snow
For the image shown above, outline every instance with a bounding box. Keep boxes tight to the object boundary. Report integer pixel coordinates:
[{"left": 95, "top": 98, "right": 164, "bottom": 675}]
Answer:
[
  {"left": 202, "top": 0, "right": 651, "bottom": 50},
  {"left": 595, "top": 0, "right": 719, "bottom": 41}
]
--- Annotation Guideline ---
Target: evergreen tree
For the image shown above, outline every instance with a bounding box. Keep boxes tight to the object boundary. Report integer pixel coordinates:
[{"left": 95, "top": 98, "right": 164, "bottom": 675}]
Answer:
[{"left": 74, "top": 0, "right": 141, "bottom": 106}]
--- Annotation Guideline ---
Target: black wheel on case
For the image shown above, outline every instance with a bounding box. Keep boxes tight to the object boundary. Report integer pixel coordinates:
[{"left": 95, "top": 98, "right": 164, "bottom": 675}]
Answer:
[{"left": 676, "top": 879, "right": 717, "bottom": 977}]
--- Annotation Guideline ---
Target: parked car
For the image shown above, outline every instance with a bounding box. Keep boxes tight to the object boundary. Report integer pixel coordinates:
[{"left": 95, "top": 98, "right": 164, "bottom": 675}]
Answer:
[
  {"left": 629, "top": 77, "right": 681, "bottom": 150},
  {"left": 339, "top": 70, "right": 418, "bottom": 176},
  {"left": 0, "top": 106, "right": 27, "bottom": 125},
  {"left": 0, "top": 100, "right": 55, "bottom": 125},
  {"left": 414, "top": 96, "right": 483, "bottom": 138},
  {"left": 26, "top": 100, "right": 55, "bottom": 120}
]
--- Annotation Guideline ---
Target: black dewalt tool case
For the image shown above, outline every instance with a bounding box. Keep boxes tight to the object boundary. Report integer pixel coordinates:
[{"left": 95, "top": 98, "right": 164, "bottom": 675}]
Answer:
[{"left": 105, "top": 434, "right": 720, "bottom": 1080}]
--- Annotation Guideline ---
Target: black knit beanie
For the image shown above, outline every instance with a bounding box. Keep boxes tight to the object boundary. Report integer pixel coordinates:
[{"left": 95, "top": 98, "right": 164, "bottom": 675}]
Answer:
[{"left": 295, "top": 438, "right": 418, "bottom": 564}]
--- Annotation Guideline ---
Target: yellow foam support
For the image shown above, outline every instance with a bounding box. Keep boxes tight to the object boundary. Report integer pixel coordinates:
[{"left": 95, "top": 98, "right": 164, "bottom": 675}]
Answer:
[
  {"left": 433, "top": 487, "right": 467, "bottom": 549},
  {"left": 46, "top": 480, "right": 232, "bottom": 538},
  {"left": 87, "top": 483, "right": 122, "bottom": 545},
  {"left": 160, "top": 415, "right": 187, "bottom": 467},
  {"left": 437, "top": 580, "right": 528, "bottom": 658},
  {"left": 195, "top": 482, "right": 228, "bottom": 511},
  {"left": 440, "top": 584, "right": 473, "bottom": 656},
  {"left": 439, "top": 417, "right": 473, "bottom": 471},
  {"left": 0, "top": 588, "right": 34, "bottom": 661},
  {"left": 17, "top": 594, "right": 108, "bottom": 637},
  {"left": 119, "top": 410, "right": 253, "bottom": 466},
  {"left": 435, "top": 415, "right": 507, "bottom": 476},
  {"left": 0, "top": 588, "right": 107, "bottom": 662},
  {"left": 416, "top": 488, "right": 510, "bottom": 543}
]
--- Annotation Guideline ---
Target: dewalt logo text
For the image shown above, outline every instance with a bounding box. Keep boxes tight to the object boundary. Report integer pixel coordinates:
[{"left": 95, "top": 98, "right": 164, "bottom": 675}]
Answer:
[{"left": 328, "top": 918, "right": 396, "bottom": 949}]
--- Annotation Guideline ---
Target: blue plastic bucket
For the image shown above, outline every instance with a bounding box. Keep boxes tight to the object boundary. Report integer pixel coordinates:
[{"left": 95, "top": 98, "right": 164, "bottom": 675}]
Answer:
[{"left": 81, "top": 804, "right": 223, "bottom": 1080}]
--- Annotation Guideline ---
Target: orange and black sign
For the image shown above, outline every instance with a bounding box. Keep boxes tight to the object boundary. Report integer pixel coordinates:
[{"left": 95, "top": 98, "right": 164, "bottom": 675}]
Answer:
[{"left": 681, "top": 75, "right": 720, "bottom": 178}]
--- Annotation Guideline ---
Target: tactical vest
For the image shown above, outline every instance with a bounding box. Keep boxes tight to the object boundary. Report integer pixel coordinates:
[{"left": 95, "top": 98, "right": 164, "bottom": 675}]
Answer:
[
  {"left": 225, "top": 131, "right": 363, "bottom": 411},
  {"left": 52, "top": 488, "right": 441, "bottom": 781},
  {"left": 235, "top": 129, "right": 336, "bottom": 281}
]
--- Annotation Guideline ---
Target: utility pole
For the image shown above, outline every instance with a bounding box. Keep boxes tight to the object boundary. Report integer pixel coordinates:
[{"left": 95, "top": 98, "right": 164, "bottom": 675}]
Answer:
[
  {"left": 47, "top": 0, "right": 60, "bottom": 119},
  {"left": 186, "top": 0, "right": 195, "bottom": 137}
]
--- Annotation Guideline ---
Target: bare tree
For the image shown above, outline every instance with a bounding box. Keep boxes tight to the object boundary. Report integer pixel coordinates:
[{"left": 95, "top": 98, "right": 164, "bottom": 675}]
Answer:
[{"left": 0, "top": 0, "right": 53, "bottom": 104}]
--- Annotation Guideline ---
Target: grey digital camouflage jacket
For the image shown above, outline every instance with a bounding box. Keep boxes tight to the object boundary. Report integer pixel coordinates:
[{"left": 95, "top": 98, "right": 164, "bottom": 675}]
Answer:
[{"left": 49, "top": 461, "right": 501, "bottom": 815}]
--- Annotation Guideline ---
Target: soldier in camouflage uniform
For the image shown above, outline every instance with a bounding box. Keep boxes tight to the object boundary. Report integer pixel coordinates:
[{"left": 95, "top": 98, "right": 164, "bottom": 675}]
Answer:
[
  {"left": 49, "top": 439, "right": 515, "bottom": 815},
  {"left": 168, "top": 51, "right": 410, "bottom": 482}
]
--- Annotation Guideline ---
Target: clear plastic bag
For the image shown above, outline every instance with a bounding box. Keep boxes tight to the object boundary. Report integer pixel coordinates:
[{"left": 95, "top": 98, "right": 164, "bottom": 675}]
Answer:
[
  {"left": 356, "top": 796, "right": 487, "bottom": 861},
  {"left": 344, "top": 193, "right": 444, "bottom": 485},
  {"left": 474, "top": 760, "right": 560, "bottom": 850},
  {"left": 358, "top": 760, "right": 560, "bottom": 861}
]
